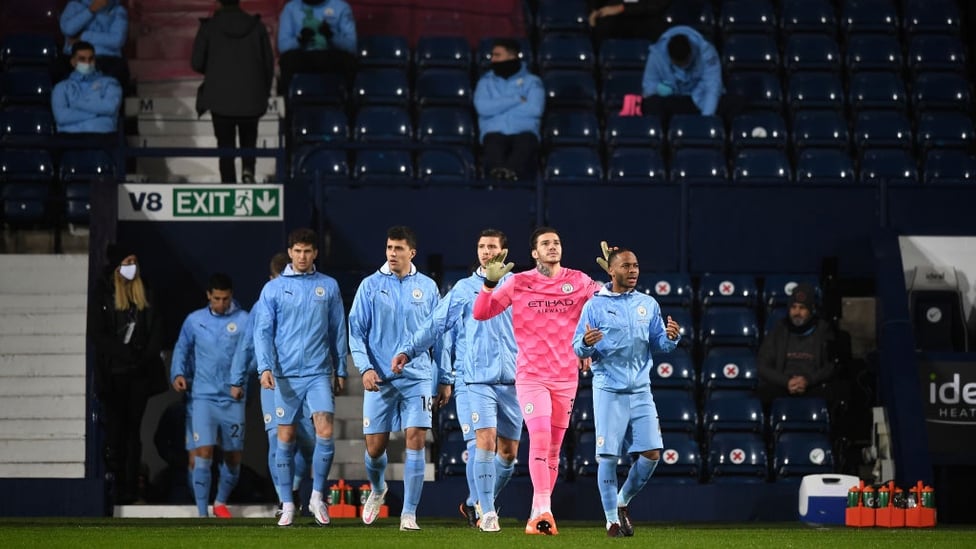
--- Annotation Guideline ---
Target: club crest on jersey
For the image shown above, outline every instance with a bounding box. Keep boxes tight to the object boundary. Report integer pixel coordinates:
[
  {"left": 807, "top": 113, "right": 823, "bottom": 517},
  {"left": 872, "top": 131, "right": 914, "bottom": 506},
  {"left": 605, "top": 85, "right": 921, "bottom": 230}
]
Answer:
[
  {"left": 226, "top": 322, "right": 237, "bottom": 333},
  {"left": 275, "top": 407, "right": 285, "bottom": 418},
  {"left": 363, "top": 417, "right": 371, "bottom": 428},
  {"left": 412, "top": 288, "right": 424, "bottom": 300},
  {"left": 193, "top": 432, "right": 200, "bottom": 442},
  {"left": 471, "top": 412, "right": 480, "bottom": 424},
  {"left": 462, "top": 423, "right": 471, "bottom": 435},
  {"left": 561, "top": 283, "right": 573, "bottom": 293},
  {"left": 325, "top": 8, "right": 334, "bottom": 15},
  {"left": 636, "top": 305, "right": 647, "bottom": 317},
  {"left": 524, "top": 403, "right": 534, "bottom": 415},
  {"left": 263, "top": 413, "right": 272, "bottom": 425},
  {"left": 315, "top": 286, "right": 326, "bottom": 297},
  {"left": 596, "top": 436, "right": 605, "bottom": 448}
]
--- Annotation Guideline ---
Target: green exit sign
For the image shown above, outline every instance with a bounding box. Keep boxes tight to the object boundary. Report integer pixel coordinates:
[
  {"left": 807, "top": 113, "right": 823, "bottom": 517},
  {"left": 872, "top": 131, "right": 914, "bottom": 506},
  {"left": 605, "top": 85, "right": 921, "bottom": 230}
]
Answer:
[{"left": 119, "top": 184, "right": 284, "bottom": 222}]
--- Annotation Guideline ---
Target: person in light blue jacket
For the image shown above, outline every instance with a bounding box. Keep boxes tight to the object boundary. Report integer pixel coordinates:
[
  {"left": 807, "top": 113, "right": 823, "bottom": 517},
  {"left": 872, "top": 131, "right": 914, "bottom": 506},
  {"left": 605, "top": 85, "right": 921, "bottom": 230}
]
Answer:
[
  {"left": 170, "top": 273, "right": 250, "bottom": 518},
  {"left": 276, "top": 0, "right": 357, "bottom": 95},
  {"left": 253, "top": 228, "right": 348, "bottom": 527},
  {"left": 641, "top": 25, "right": 743, "bottom": 124},
  {"left": 573, "top": 248, "right": 681, "bottom": 538},
  {"left": 474, "top": 39, "right": 545, "bottom": 182},
  {"left": 51, "top": 41, "right": 122, "bottom": 135},
  {"left": 60, "top": 0, "right": 129, "bottom": 86},
  {"left": 391, "top": 229, "right": 520, "bottom": 532},
  {"left": 350, "top": 226, "right": 452, "bottom": 531}
]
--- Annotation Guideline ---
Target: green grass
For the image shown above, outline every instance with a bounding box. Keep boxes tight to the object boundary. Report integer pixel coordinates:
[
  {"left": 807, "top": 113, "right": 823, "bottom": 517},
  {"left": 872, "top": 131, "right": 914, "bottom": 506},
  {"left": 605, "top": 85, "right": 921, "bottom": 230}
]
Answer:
[{"left": 0, "top": 518, "right": 975, "bottom": 548}]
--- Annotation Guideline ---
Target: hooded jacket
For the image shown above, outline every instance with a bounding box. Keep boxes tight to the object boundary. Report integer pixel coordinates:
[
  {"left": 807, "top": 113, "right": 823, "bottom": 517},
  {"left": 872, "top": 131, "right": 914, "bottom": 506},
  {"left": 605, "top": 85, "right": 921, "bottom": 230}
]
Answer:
[
  {"left": 171, "top": 301, "right": 249, "bottom": 403},
  {"left": 60, "top": 0, "right": 128, "bottom": 57},
  {"left": 641, "top": 25, "right": 722, "bottom": 115},
  {"left": 278, "top": 0, "right": 357, "bottom": 54},
  {"left": 473, "top": 62, "right": 545, "bottom": 141},
  {"left": 51, "top": 68, "right": 121, "bottom": 133}
]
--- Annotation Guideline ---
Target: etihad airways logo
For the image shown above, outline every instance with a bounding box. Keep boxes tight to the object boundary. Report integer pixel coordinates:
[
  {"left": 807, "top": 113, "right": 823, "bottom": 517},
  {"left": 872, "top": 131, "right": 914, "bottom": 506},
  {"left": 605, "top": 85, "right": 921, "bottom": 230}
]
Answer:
[{"left": 528, "top": 298, "right": 575, "bottom": 313}]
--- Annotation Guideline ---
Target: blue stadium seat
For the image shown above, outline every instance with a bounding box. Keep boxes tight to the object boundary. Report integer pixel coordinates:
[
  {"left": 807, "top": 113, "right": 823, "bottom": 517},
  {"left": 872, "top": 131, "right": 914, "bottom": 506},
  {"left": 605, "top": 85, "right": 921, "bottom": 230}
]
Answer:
[
  {"left": 606, "top": 148, "right": 666, "bottom": 184},
  {"left": 791, "top": 110, "right": 850, "bottom": 151},
  {"left": 0, "top": 148, "right": 54, "bottom": 225},
  {"left": 600, "top": 70, "right": 643, "bottom": 113},
  {"left": 669, "top": 149, "right": 727, "bottom": 184},
  {"left": 416, "top": 107, "right": 475, "bottom": 145},
  {"left": 417, "top": 149, "right": 472, "bottom": 183},
  {"left": 597, "top": 38, "right": 651, "bottom": 74},
  {"left": 667, "top": 114, "right": 725, "bottom": 152},
  {"left": 642, "top": 272, "right": 694, "bottom": 309},
  {"left": 290, "top": 106, "right": 348, "bottom": 145},
  {"left": 701, "top": 310, "right": 760, "bottom": 351},
  {"left": 572, "top": 388, "right": 594, "bottom": 432},
  {"left": 796, "top": 149, "right": 856, "bottom": 184},
  {"left": 730, "top": 112, "right": 787, "bottom": 151},
  {"left": 923, "top": 149, "right": 976, "bottom": 184},
  {"left": 700, "top": 273, "right": 758, "bottom": 308},
  {"left": 294, "top": 148, "right": 349, "bottom": 181},
  {"left": 664, "top": 2, "right": 717, "bottom": 40},
  {"left": 0, "top": 107, "right": 54, "bottom": 142},
  {"left": 845, "top": 35, "right": 903, "bottom": 75},
  {"left": 543, "top": 111, "right": 600, "bottom": 147},
  {"left": 707, "top": 432, "right": 767, "bottom": 483},
  {"left": 0, "top": 69, "right": 53, "bottom": 106},
  {"left": 911, "top": 72, "right": 971, "bottom": 113},
  {"left": 703, "top": 396, "right": 764, "bottom": 434},
  {"left": 537, "top": 0, "right": 588, "bottom": 34},
  {"left": 858, "top": 149, "right": 918, "bottom": 184},
  {"left": 783, "top": 34, "right": 841, "bottom": 74},
  {"left": 787, "top": 72, "right": 844, "bottom": 112},
  {"left": 63, "top": 181, "right": 90, "bottom": 224},
  {"left": 353, "top": 106, "right": 412, "bottom": 143},
  {"left": 852, "top": 111, "right": 913, "bottom": 152},
  {"left": 354, "top": 150, "right": 413, "bottom": 181},
  {"left": 653, "top": 432, "right": 701, "bottom": 483},
  {"left": 907, "top": 35, "right": 966, "bottom": 75},
  {"left": 414, "top": 36, "right": 472, "bottom": 70},
  {"left": 543, "top": 70, "right": 597, "bottom": 110},
  {"left": 573, "top": 431, "right": 629, "bottom": 477},
  {"left": 476, "top": 37, "right": 533, "bottom": 71},
  {"left": 538, "top": 34, "right": 595, "bottom": 71},
  {"left": 351, "top": 68, "right": 410, "bottom": 106},
  {"left": 650, "top": 348, "right": 696, "bottom": 393},
  {"left": 357, "top": 34, "right": 410, "bottom": 69},
  {"left": 437, "top": 395, "right": 460, "bottom": 433},
  {"left": 840, "top": 0, "right": 899, "bottom": 35},
  {"left": 773, "top": 432, "right": 834, "bottom": 482},
  {"left": 902, "top": 0, "right": 961, "bottom": 37},
  {"left": 725, "top": 72, "right": 783, "bottom": 113},
  {"left": 780, "top": 0, "right": 836, "bottom": 35},
  {"left": 656, "top": 390, "right": 699, "bottom": 434},
  {"left": 848, "top": 72, "right": 908, "bottom": 113},
  {"left": 732, "top": 149, "right": 792, "bottom": 184},
  {"left": 720, "top": 34, "right": 779, "bottom": 74},
  {"left": 437, "top": 433, "right": 469, "bottom": 476},
  {"left": 0, "top": 34, "right": 58, "bottom": 68},
  {"left": 763, "top": 274, "right": 820, "bottom": 312},
  {"left": 719, "top": 0, "right": 777, "bottom": 35},
  {"left": 764, "top": 308, "right": 788, "bottom": 337},
  {"left": 59, "top": 148, "right": 115, "bottom": 182},
  {"left": 916, "top": 112, "right": 975, "bottom": 152},
  {"left": 414, "top": 68, "right": 472, "bottom": 107},
  {"left": 544, "top": 147, "right": 603, "bottom": 184},
  {"left": 769, "top": 397, "right": 830, "bottom": 436},
  {"left": 287, "top": 72, "right": 346, "bottom": 106},
  {"left": 604, "top": 114, "right": 663, "bottom": 150}
]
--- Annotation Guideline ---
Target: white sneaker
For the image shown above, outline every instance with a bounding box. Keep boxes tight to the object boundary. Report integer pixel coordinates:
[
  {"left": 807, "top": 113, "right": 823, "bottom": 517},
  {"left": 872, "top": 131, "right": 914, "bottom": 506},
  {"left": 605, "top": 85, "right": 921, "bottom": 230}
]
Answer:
[
  {"left": 361, "top": 484, "right": 387, "bottom": 525},
  {"left": 277, "top": 509, "right": 294, "bottom": 527},
  {"left": 399, "top": 513, "right": 421, "bottom": 531},
  {"left": 309, "top": 499, "right": 330, "bottom": 526},
  {"left": 480, "top": 511, "right": 500, "bottom": 532}
]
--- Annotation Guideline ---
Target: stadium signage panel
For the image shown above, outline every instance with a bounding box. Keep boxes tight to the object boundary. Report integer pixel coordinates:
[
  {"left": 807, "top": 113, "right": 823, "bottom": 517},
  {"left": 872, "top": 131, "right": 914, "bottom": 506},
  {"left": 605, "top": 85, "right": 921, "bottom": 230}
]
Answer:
[
  {"left": 118, "top": 184, "right": 283, "bottom": 221},
  {"left": 917, "top": 357, "right": 976, "bottom": 459}
]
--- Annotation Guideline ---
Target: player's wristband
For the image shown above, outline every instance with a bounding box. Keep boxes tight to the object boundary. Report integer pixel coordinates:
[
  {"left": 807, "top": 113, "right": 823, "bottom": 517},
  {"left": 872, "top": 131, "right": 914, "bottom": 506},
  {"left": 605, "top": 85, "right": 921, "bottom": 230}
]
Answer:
[{"left": 483, "top": 279, "right": 498, "bottom": 289}]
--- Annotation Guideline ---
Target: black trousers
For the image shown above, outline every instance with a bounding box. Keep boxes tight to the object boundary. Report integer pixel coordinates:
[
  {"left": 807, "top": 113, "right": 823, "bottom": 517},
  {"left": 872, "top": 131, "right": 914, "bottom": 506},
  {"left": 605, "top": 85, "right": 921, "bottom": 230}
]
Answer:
[
  {"left": 641, "top": 94, "right": 748, "bottom": 126},
  {"left": 212, "top": 114, "right": 260, "bottom": 183},
  {"left": 277, "top": 49, "right": 357, "bottom": 96},
  {"left": 482, "top": 132, "right": 539, "bottom": 180},
  {"left": 102, "top": 373, "right": 152, "bottom": 503}
]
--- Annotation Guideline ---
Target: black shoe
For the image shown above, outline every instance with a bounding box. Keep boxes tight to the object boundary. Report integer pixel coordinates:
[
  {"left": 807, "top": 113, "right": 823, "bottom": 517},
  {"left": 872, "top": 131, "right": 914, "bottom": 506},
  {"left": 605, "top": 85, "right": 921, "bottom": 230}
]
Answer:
[
  {"left": 459, "top": 502, "right": 478, "bottom": 528},
  {"left": 607, "top": 523, "right": 625, "bottom": 538},
  {"left": 618, "top": 506, "right": 634, "bottom": 537}
]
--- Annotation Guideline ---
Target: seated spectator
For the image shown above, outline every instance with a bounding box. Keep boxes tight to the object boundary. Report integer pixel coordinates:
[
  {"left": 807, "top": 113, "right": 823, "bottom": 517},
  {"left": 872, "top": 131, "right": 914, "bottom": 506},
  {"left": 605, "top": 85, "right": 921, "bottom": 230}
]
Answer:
[
  {"left": 473, "top": 39, "right": 544, "bottom": 181},
  {"left": 277, "top": 0, "right": 357, "bottom": 96},
  {"left": 588, "top": 1, "right": 672, "bottom": 45},
  {"left": 192, "top": 0, "right": 275, "bottom": 184},
  {"left": 641, "top": 26, "right": 744, "bottom": 124},
  {"left": 51, "top": 41, "right": 122, "bottom": 139},
  {"left": 59, "top": 0, "right": 129, "bottom": 88}
]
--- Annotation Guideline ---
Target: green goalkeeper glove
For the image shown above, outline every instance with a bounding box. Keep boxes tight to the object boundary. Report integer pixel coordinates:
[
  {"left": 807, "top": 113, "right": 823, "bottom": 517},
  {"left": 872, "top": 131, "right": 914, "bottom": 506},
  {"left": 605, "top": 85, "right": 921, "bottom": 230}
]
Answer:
[
  {"left": 483, "top": 249, "right": 514, "bottom": 288},
  {"left": 596, "top": 240, "right": 612, "bottom": 272}
]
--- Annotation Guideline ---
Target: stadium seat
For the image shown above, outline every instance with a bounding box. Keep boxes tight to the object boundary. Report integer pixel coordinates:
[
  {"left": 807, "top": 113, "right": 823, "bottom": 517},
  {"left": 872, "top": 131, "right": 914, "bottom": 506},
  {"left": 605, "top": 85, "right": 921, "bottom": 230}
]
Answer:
[
  {"left": 795, "top": 150, "right": 856, "bottom": 184},
  {"left": 543, "top": 111, "right": 600, "bottom": 147},
  {"left": 642, "top": 273, "right": 694, "bottom": 309},
  {"left": 538, "top": 34, "right": 595, "bottom": 71},
  {"left": 351, "top": 68, "right": 410, "bottom": 107},
  {"left": 0, "top": 148, "right": 54, "bottom": 225},
  {"left": 703, "top": 395, "right": 764, "bottom": 434},
  {"left": 780, "top": 0, "right": 836, "bottom": 35},
  {"left": 543, "top": 70, "right": 597, "bottom": 110},
  {"left": 353, "top": 106, "right": 412, "bottom": 143},
  {"left": 287, "top": 72, "right": 347, "bottom": 106},
  {"left": 573, "top": 431, "right": 629, "bottom": 478},
  {"left": 417, "top": 149, "right": 472, "bottom": 183},
  {"left": 294, "top": 148, "right": 349, "bottom": 181},
  {"left": 700, "top": 273, "right": 758, "bottom": 308},
  {"left": 787, "top": 72, "right": 844, "bottom": 112},
  {"left": 840, "top": 0, "right": 899, "bottom": 35},
  {"left": 731, "top": 149, "right": 792, "bottom": 184},
  {"left": 783, "top": 34, "right": 841, "bottom": 74},
  {"left": 437, "top": 432, "right": 469, "bottom": 476},
  {"left": 907, "top": 35, "right": 966, "bottom": 75},
  {"left": 852, "top": 111, "right": 913, "bottom": 152},
  {"left": 662, "top": 309, "right": 695, "bottom": 349},
  {"left": 701, "top": 308, "right": 760, "bottom": 351},
  {"left": 664, "top": 1, "right": 717, "bottom": 40},
  {"left": 537, "top": 0, "right": 588, "bottom": 34},
  {"left": 724, "top": 72, "right": 783, "bottom": 113},
  {"left": 414, "top": 36, "right": 472, "bottom": 70},
  {"left": 436, "top": 395, "right": 460, "bottom": 433},
  {"left": 63, "top": 181, "right": 91, "bottom": 224},
  {"left": 773, "top": 432, "right": 834, "bottom": 482},
  {"left": 669, "top": 149, "right": 727, "bottom": 184},
  {"left": 764, "top": 308, "right": 788, "bottom": 337},
  {"left": 572, "top": 388, "right": 594, "bottom": 432},
  {"left": 653, "top": 432, "right": 701, "bottom": 483},
  {"left": 597, "top": 38, "right": 651, "bottom": 74},
  {"left": 719, "top": 0, "right": 777, "bottom": 35},
  {"left": 707, "top": 432, "right": 767, "bottom": 483},
  {"left": 845, "top": 34, "right": 904, "bottom": 75},
  {"left": 414, "top": 68, "right": 472, "bottom": 107},
  {"left": 290, "top": 106, "right": 348, "bottom": 145},
  {"left": 59, "top": 148, "right": 115, "bottom": 182},
  {"left": 858, "top": 149, "right": 918, "bottom": 184},
  {"left": 667, "top": 114, "right": 725, "bottom": 152},
  {"left": 600, "top": 70, "right": 643, "bottom": 113},
  {"left": 911, "top": 72, "right": 971, "bottom": 113},
  {"left": 0, "top": 70, "right": 53, "bottom": 106},
  {"left": 353, "top": 150, "right": 413, "bottom": 181},
  {"left": 0, "top": 107, "right": 54, "bottom": 142},
  {"left": 720, "top": 34, "right": 779, "bottom": 74},
  {"left": 357, "top": 34, "right": 410, "bottom": 69},
  {"left": 923, "top": 149, "right": 976, "bottom": 184},
  {"left": 763, "top": 274, "right": 820, "bottom": 313},
  {"left": 0, "top": 33, "right": 58, "bottom": 69},
  {"left": 915, "top": 112, "right": 975, "bottom": 153},
  {"left": 476, "top": 37, "right": 533, "bottom": 71},
  {"left": 544, "top": 147, "right": 603, "bottom": 184},
  {"left": 902, "top": 0, "right": 961, "bottom": 37},
  {"left": 604, "top": 114, "right": 663, "bottom": 150},
  {"left": 730, "top": 112, "right": 787, "bottom": 151},
  {"left": 848, "top": 72, "right": 908, "bottom": 113},
  {"left": 650, "top": 348, "right": 696, "bottom": 393},
  {"left": 606, "top": 148, "right": 666, "bottom": 184},
  {"left": 656, "top": 390, "right": 699, "bottom": 434},
  {"left": 769, "top": 397, "right": 830, "bottom": 436},
  {"left": 791, "top": 110, "right": 850, "bottom": 151},
  {"left": 416, "top": 107, "right": 476, "bottom": 145}
]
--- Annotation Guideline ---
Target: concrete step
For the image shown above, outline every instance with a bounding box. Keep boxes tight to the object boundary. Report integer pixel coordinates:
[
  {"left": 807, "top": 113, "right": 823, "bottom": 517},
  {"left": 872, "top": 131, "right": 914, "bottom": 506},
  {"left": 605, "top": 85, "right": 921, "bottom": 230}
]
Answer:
[
  {"left": 0, "top": 462, "right": 85, "bottom": 478},
  {"left": 0, "top": 395, "right": 85, "bottom": 419},
  {"left": 133, "top": 78, "right": 205, "bottom": 98},
  {"left": 0, "top": 294, "right": 87, "bottom": 312},
  {"left": 0, "top": 312, "right": 87, "bottom": 335},
  {"left": 0, "top": 419, "right": 85, "bottom": 439},
  {"left": 0, "top": 376, "right": 85, "bottom": 397},
  {"left": 0, "top": 335, "right": 85, "bottom": 354},
  {"left": 125, "top": 96, "right": 285, "bottom": 118},
  {"left": 0, "top": 438, "right": 85, "bottom": 462},
  {"left": 0, "top": 354, "right": 87, "bottom": 377},
  {"left": 0, "top": 254, "right": 88, "bottom": 294},
  {"left": 134, "top": 157, "right": 278, "bottom": 181},
  {"left": 330, "top": 462, "right": 435, "bottom": 482},
  {"left": 334, "top": 395, "right": 363, "bottom": 419},
  {"left": 128, "top": 135, "right": 282, "bottom": 149},
  {"left": 136, "top": 116, "right": 281, "bottom": 136}
]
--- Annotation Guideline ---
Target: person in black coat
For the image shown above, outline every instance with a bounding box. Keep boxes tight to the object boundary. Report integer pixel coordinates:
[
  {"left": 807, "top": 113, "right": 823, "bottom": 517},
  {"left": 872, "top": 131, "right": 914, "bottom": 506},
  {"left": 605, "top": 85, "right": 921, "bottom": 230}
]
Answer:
[
  {"left": 191, "top": 0, "right": 275, "bottom": 183},
  {"left": 91, "top": 245, "right": 165, "bottom": 504}
]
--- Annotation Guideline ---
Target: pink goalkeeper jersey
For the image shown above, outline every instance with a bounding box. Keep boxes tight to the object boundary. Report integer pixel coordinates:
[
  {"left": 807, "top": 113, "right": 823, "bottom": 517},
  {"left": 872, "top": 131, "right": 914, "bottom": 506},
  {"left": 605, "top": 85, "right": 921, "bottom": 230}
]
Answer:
[{"left": 473, "top": 267, "right": 601, "bottom": 383}]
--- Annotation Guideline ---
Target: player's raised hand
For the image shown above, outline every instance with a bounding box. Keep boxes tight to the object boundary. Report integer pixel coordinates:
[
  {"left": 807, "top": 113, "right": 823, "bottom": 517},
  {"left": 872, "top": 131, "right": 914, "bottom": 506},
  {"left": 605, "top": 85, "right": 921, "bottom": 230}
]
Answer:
[
  {"left": 484, "top": 249, "right": 514, "bottom": 283},
  {"left": 583, "top": 323, "right": 604, "bottom": 346},
  {"left": 260, "top": 370, "right": 275, "bottom": 390},
  {"left": 665, "top": 315, "right": 681, "bottom": 340},
  {"left": 596, "top": 241, "right": 616, "bottom": 272},
  {"left": 391, "top": 353, "right": 409, "bottom": 374}
]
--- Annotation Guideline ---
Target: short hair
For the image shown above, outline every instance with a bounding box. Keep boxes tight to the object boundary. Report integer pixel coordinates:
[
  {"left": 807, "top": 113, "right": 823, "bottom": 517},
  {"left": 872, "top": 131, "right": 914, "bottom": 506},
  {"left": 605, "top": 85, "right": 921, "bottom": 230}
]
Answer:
[
  {"left": 479, "top": 228, "right": 507, "bottom": 250},
  {"left": 269, "top": 252, "right": 289, "bottom": 277},
  {"left": 493, "top": 38, "right": 521, "bottom": 56},
  {"left": 71, "top": 41, "right": 96, "bottom": 58},
  {"left": 529, "top": 226, "right": 560, "bottom": 251},
  {"left": 208, "top": 272, "right": 233, "bottom": 292},
  {"left": 387, "top": 225, "right": 417, "bottom": 249},
  {"left": 287, "top": 228, "right": 317, "bottom": 249},
  {"left": 607, "top": 247, "right": 635, "bottom": 266},
  {"left": 667, "top": 34, "right": 692, "bottom": 65}
]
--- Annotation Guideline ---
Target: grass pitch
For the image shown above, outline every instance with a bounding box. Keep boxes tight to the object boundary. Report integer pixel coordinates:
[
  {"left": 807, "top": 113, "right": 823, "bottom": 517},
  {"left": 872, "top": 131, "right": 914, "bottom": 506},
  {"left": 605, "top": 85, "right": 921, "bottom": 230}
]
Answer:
[{"left": 1, "top": 517, "right": 975, "bottom": 548}]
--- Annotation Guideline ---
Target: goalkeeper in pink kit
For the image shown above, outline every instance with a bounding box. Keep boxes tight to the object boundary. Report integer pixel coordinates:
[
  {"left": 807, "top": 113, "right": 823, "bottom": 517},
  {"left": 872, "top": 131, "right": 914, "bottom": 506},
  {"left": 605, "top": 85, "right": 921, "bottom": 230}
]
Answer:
[{"left": 472, "top": 226, "right": 604, "bottom": 535}]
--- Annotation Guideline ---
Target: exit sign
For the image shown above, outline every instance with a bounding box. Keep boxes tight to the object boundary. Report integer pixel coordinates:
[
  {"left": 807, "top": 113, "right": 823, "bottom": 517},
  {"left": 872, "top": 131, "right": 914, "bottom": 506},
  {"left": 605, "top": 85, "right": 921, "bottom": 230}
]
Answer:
[{"left": 119, "top": 184, "right": 284, "bottom": 221}]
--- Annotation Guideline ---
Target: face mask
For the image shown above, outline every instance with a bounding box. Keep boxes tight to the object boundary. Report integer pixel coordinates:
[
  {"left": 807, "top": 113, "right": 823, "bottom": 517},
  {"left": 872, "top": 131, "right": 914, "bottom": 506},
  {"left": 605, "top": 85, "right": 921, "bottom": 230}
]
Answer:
[
  {"left": 75, "top": 62, "right": 94, "bottom": 76},
  {"left": 491, "top": 59, "right": 521, "bottom": 79},
  {"left": 119, "top": 264, "right": 137, "bottom": 281}
]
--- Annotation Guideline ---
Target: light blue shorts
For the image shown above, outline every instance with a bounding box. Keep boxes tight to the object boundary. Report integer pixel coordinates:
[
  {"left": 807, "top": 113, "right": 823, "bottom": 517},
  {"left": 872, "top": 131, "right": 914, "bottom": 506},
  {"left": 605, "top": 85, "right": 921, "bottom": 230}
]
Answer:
[
  {"left": 274, "top": 374, "right": 335, "bottom": 426},
  {"left": 454, "top": 382, "right": 475, "bottom": 442},
  {"left": 466, "top": 383, "right": 523, "bottom": 442},
  {"left": 362, "top": 378, "right": 432, "bottom": 435},
  {"left": 192, "top": 398, "right": 246, "bottom": 451},
  {"left": 593, "top": 387, "right": 662, "bottom": 457}
]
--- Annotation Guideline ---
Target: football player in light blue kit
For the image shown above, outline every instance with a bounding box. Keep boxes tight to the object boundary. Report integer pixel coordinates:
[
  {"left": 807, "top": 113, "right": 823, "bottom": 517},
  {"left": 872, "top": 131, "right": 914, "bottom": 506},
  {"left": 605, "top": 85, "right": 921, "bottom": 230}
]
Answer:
[
  {"left": 573, "top": 248, "right": 681, "bottom": 538},
  {"left": 253, "top": 228, "right": 348, "bottom": 527},
  {"left": 392, "top": 229, "right": 520, "bottom": 532},
  {"left": 171, "top": 273, "right": 250, "bottom": 518},
  {"left": 350, "top": 226, "right": 453, "bottom": 532},
  {"left": 230, "top": 252, "right": 315, "bottom": 514}
]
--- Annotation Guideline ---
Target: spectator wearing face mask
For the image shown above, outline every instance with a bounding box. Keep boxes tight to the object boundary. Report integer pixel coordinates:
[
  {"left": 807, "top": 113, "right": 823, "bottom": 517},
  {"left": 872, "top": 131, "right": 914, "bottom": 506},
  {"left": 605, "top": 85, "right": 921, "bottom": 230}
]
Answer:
[
  {"left": 51, "top": 41, "right": 122, "bottom": 136},
  {"left": 276, "top": 0, "right": 357, "bottom": 96},
  {"left": 473, "top": 38, "right": 544, "bottom": 182},
  {"left": 59, "top": 0, "right": 130, "bottom": 87}
]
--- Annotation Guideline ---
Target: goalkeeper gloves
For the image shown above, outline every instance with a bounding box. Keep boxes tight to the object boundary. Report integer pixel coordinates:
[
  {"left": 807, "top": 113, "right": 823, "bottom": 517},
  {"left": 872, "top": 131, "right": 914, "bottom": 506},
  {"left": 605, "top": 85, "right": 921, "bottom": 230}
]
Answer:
[
  {"left": 483, "top": 249, "right": 514, "bottom": 288},
  {"left": 595, "top": 240, "right": 612, "bottom": 272}
]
